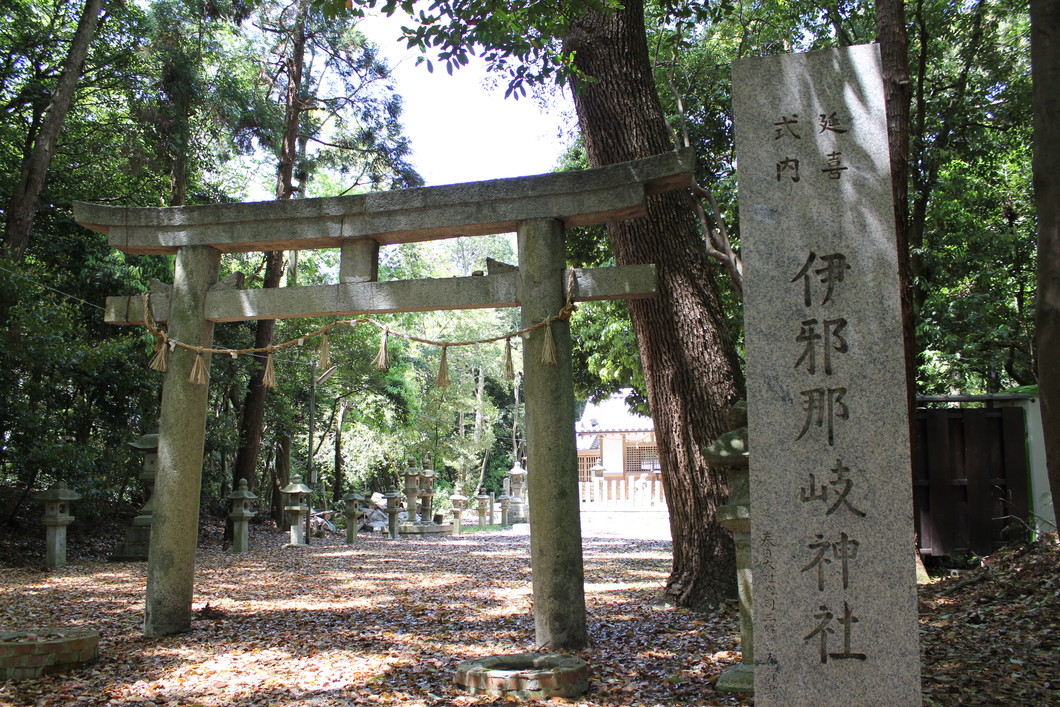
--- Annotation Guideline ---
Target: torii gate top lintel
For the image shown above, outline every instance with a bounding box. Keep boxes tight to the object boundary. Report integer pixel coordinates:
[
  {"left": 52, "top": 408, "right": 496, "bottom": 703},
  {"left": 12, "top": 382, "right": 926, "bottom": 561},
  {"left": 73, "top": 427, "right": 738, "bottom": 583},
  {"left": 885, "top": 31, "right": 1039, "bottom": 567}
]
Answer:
[{"left": 73, "top": 149, "right": 694, "bottom": 255}]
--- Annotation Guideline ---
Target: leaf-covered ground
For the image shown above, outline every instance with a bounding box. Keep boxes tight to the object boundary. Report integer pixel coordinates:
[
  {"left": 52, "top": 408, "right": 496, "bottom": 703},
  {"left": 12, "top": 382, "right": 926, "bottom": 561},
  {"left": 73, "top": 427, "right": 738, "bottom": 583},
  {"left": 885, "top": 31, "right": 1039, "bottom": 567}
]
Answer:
[{"left": 1, "top": 520, "right": 1057, "bottom": 706}]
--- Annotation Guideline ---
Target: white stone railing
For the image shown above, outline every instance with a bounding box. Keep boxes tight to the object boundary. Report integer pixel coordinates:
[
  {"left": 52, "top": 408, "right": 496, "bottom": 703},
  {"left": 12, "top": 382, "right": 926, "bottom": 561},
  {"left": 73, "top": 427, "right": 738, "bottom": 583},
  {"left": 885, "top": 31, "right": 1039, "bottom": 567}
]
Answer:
[{"left": 578, "top": 476, "right": 665, "bottom": 509}]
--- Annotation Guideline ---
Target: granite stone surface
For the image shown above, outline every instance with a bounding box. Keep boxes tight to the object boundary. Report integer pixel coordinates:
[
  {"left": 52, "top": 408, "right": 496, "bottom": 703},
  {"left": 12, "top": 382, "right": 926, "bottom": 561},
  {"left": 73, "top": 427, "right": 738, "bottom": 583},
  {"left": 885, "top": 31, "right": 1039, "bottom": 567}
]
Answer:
[{"left": 733, "top": 43, "right": 920, "bottom": 705}]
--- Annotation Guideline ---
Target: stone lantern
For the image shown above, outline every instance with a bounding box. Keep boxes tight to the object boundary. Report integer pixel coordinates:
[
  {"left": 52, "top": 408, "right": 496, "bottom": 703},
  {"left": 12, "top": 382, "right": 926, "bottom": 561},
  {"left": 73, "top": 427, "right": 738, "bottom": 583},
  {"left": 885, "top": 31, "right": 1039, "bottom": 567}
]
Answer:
[
  {"left": 703, "top": 401, "right": 753, "bottom": 695},
  {"left": 281, "top": 474, "right": 312, "bottom": 546},
  {"left": 498, "top": 494, "right": 511, "bottom": 526},
  {"left": 33, "top": 482, "right": 81, "bottom": 568},
  {"left": 403, "top": 466, "right": 421, "bottom": 521},
  {"left": 418, "top": 469, "right": 436, "bottom": 524},
  {"left": 383, "top": 487, "right": 403, "bottom": 539},
  {"left": 475, "top": 493, "right": 491, "bottom": 530},
  {"left": 342, "top": 492, "right": 366, "bottom": 543},
  {"left": 111, "top": 433, "right": 159, "bottom": 561},
  {"left": 226, "top": 479, "right": 257, "bottom": 554},
  {"left": 506, "top": 462, "right": 528, "bottom": 523},
  {"left": 450, "top": 493, "right": 469, "bottom": 535}
]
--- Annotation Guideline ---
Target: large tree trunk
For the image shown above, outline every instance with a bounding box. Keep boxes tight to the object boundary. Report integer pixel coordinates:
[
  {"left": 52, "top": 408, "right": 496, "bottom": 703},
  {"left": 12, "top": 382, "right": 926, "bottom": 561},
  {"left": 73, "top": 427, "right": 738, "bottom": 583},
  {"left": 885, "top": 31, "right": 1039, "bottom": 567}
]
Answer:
[
  {"left": 565, "top": 3, "right": 743, "bottom": 608},
  {"left": 2, "top": 0, "right": 105, "bottom": 260},
  {"left": 1030, "top": 0, "right": 1060, "bottom": 532}
]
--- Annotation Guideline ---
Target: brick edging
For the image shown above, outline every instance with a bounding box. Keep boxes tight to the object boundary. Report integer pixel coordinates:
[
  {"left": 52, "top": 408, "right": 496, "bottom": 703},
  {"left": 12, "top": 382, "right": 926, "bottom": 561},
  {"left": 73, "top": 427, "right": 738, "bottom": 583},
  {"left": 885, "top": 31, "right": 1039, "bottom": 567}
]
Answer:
[{"left": 0, "top": 628, "right": 99, "bottom": 681}]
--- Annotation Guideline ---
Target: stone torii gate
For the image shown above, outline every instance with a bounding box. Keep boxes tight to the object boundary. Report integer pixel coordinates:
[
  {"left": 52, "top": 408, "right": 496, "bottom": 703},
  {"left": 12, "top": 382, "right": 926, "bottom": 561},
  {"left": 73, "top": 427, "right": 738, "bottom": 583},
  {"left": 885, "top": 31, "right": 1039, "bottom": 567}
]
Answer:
[{"left": 75, "top": 149, "right": 694, "bottom": 648}]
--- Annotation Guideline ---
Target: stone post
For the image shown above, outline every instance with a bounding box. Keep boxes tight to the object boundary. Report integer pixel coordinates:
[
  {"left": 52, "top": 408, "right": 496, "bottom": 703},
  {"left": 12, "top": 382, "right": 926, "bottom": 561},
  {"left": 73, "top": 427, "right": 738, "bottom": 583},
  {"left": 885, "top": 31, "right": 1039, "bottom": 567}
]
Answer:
[
  {"left": 145, "top": 245, "right": 220, "bottom": 636},
  {"left": 384, "top": 488, "right": 402, "bottom": 539},
  {"left": 281, "top": 475, "right": 312, "bottom": 546},
  {"left": 34, "top": 482, "right": 81, "bottom": 568},
  {"left": 342, "top": 492, "right": 365, "bottom": 543},
  {"left": 518, "top": 217, "right": 586, "bottom": 650},
  {"left": 498, "top": 494, "right": 511, "bottom": 526},
  {"left": 475, "top": 493, "right": 490, "bottom": 530},
  {"left": 451, "top": 493, "right": 468, "bottom": 535},
  {"left": 226, "top": 479, "right": 257, "bottom": 554},
  {"left": 703, "top": 402, "right": 753, "bottom": 695}
]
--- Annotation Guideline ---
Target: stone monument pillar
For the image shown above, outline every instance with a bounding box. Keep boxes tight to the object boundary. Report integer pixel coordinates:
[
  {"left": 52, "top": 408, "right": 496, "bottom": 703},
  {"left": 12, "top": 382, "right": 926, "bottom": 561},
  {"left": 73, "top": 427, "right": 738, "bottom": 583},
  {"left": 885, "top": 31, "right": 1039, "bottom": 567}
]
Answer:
[
  {"left": 733, "top": 44, "right": 921, "bottom": 704},
  {"left": 226, "top": 479, "right": 257, "bottom": 554},
  {"left": 281, "top": 475, "right": 312, "bottom": 546},
  {"left": 111, "top": 433, "right": 159, "bottom": 561},
  {"left": 34, "top": 482, "right": 81, "bottom": 568}
]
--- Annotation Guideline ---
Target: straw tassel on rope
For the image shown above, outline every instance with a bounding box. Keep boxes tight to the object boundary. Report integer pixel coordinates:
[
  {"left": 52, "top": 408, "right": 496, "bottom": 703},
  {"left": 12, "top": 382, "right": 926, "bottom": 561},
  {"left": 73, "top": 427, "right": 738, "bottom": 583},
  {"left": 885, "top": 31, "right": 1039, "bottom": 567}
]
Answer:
[
  {"left": 188, "top": 351, "right": 210, "bottom": 385},
  {"left": 262, "top": 351, "right": 277, "bottom": 388},
  {"left": 435, "top": 345, "right": 450, "bottom": 387},
  {"left": 539, "top": 318, "right": 558, "bottom": 366},
  {"left": 374, "top": 327, "right": 390, "bottom": 370},
  {"left": 148, "top": 336, "right": 169, "bottom": 372}
]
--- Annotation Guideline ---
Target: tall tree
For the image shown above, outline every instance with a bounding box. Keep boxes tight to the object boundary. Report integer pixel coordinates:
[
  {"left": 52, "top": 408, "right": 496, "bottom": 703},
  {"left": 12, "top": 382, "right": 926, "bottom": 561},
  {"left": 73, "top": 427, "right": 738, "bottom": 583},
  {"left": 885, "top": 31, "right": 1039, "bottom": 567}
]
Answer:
[
  {"left": 1030, "top": 0, "right": 1060, "bottom": 528},
  {"left": 565, "top": 3, "right": 743, "bottom": 607},
  {"left": 2, "top": 0, "right": 104, "bottom": 260}
]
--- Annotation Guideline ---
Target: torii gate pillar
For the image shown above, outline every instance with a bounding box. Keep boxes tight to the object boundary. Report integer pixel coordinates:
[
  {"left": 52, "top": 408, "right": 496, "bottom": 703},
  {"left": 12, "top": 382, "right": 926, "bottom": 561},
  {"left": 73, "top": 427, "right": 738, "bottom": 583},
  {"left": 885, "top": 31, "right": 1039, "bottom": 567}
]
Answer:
[
  {"left": 147, "top": 246, "right": 220, "bottom": 636},
  {"left": 518, "top": 219, "right": 586, "bottom": 649}
]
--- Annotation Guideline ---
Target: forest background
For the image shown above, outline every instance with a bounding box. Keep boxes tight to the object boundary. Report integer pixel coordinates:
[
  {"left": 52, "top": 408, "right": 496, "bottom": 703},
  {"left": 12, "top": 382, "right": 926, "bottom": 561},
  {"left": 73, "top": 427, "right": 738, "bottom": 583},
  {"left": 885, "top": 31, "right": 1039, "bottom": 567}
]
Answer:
[{"left": 0, "top": 0, "right": 1041, "bottom": 598}]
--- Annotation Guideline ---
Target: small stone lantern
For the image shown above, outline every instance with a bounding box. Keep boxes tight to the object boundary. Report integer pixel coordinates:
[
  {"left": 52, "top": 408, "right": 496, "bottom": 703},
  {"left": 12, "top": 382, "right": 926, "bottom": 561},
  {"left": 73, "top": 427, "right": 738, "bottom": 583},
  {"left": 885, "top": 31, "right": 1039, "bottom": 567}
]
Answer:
[
  {"left": 506, "top": 462, "right": 528, "bottom": 523},
  {"left": 450, "top": 493, "right": 469, "bottom": 535},
  {"left": 475, "top": 493, "right": 491, "bottom": 530},
  {"left": 34, "top": 482, "right": 81, "bottom": 568},
  {"left": 498, "top": 494, "right": 511, "bottom": 526},
  {"left": 419, "top": 469, "right": 436, "bottom": 524},
  {"left": 111, "top": 432, "right": 159, "bottom": 561},
  {"left": 703, "top": 401, "right": 753, "bottom": 695},
  {"left": 342, "top": 492, "right": 366, "bottom": 543},
  {"left": 383, "top": 487, "right": 402, "bottom": 539},
  {"left": 403, "top": 466, "right": 421, "bottom": 521},
  {"left": 281, "top": 474, "right": 312, "bottom": 546},
  {"left": 226, "top": 479, "right": 257, "bottom": 554}
]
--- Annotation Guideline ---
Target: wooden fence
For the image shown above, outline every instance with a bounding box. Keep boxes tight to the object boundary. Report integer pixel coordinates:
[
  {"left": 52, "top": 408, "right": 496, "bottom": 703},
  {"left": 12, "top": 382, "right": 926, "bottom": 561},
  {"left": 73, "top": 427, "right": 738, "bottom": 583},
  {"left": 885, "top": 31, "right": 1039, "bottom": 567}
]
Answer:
[
  {"left": 578, "top": 475, "right": 666, "bottom": 509},
  {"left": 914, "top": 406, "right": 1030, "bottom": 557}
]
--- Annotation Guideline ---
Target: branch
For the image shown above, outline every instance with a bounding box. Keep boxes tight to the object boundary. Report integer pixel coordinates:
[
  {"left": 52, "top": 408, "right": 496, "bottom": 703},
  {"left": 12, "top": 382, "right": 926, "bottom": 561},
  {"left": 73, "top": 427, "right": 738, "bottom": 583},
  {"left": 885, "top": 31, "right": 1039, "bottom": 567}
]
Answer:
[{"left": 690, "top": 182, "right": 743, "bottom": 298}]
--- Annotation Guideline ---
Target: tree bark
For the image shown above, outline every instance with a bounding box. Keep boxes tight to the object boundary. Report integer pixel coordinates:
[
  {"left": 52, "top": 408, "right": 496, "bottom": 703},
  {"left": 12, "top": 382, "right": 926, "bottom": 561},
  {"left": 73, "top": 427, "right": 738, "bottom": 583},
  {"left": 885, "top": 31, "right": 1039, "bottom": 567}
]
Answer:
[
  {"left": 1030, "top": 0, "right": 1060, "bottom": 531},
  {"left": 565, "top": 2, "right": 743, "bottom": 608},
  {"left": 2, "top": 0, "right": 105, "bottom": 260},
  {"left": 227, "top": 0, "right": 308, "bottom": 539},
  {"left": 272, "top": 434, "right": 292, "bottom": 529}
]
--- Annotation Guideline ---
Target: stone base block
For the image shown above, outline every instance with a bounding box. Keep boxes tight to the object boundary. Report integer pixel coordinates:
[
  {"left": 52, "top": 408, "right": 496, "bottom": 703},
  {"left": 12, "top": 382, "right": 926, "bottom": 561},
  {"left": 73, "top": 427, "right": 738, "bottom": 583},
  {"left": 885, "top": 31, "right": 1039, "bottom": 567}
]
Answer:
[
  {"left": 454, "top": 653, "right": 588, "bottom": 699},
  {"left": 716, "top": 662, "right": 754, "bottom": 695}
]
